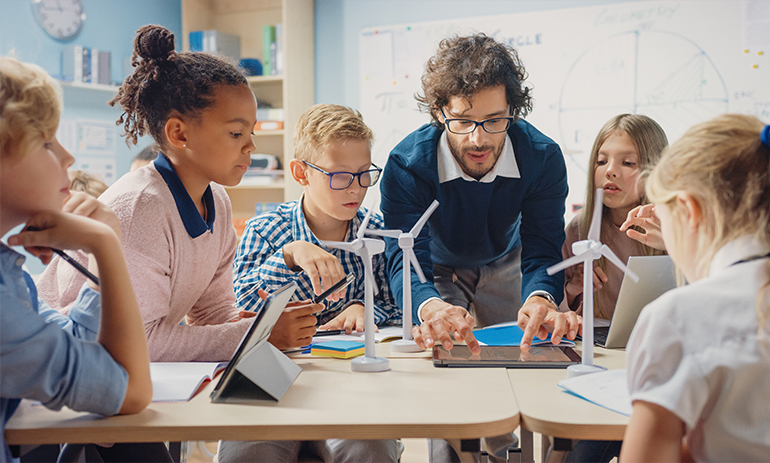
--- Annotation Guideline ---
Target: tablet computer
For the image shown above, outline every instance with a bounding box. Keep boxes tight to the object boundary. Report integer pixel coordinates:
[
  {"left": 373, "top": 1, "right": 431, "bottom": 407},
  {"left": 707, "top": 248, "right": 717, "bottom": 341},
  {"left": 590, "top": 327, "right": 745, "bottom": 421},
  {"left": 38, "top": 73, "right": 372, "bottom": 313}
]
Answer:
[
  {"left": 211, "top": 281, "right": 298, "bottom": 402},
  {"left": 432, "top": 344, "right": 581, "bottom": 368}
]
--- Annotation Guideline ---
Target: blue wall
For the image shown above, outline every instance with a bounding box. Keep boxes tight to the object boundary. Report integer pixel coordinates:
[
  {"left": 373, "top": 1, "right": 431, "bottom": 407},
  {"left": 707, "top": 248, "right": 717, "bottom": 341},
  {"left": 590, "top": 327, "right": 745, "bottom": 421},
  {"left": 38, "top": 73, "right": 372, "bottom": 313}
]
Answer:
[
  {"left": 1, "top": 0, "right": 181, "bottom": 274},
  {"left": 314, "top": 0, "right": 636, "bottom": 109}
]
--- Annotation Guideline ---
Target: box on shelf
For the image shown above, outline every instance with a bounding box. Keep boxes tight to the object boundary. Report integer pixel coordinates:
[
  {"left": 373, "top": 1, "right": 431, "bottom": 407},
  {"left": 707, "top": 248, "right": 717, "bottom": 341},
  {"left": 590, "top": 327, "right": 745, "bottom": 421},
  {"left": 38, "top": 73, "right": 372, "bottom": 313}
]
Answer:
[
  {"left": 254, "top": 121, "right": 283, "bottom": 131},
  {"left": 190, "top": 30, "right": 241, "bottom": 61},
  {"left": 233, "top": 217, "right": 249, "bottom": 237},
  {"left": 257, "top": 108, "right": 284, "bottom": 122},
  {"left": 254, "top": 202, "right": 282, "bottom": 216}
]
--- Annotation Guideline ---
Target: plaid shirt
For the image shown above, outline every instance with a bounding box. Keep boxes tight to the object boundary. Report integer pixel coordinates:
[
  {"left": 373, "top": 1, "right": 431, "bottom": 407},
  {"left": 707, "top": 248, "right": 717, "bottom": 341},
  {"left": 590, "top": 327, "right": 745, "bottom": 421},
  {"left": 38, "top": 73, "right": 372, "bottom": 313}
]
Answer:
[{"left": 233, "top": 198, "right": 401, "bottom": 326}]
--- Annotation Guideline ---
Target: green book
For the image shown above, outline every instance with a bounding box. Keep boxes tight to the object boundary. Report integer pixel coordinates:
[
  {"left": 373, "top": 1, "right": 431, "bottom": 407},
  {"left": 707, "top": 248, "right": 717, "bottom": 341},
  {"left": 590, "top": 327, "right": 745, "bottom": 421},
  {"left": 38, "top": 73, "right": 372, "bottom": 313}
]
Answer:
[{"left": 262, "top": 25, "right": 276, "bottom": 76}]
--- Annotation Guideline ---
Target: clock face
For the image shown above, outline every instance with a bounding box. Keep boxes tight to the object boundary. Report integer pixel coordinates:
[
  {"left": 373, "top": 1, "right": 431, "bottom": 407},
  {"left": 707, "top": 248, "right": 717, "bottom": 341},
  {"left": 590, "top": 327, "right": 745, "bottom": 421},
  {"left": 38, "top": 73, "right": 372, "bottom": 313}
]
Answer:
[{"left": 31, "top": 0, "right": 85, "bottom": 41}]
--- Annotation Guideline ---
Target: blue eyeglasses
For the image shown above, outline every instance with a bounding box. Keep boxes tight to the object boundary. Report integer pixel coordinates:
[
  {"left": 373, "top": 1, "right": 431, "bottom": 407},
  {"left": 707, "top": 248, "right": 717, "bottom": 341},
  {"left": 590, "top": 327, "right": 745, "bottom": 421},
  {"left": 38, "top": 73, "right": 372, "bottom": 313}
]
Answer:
[
  {"left": 302, "top": 161, "right": 383, "bottom": 190},
  {"left": 440, "top": 108, "right": 514, "bottom": 134}
]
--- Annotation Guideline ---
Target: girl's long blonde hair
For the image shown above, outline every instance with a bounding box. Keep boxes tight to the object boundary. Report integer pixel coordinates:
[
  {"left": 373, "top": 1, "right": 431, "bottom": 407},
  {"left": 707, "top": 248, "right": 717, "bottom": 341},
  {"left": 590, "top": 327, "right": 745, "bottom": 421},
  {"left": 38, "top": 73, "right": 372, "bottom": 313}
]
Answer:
[
  {"left": 579, "top": 114, "right": 669, "bottom": 318},
  {"left": 646, "top": 114, "right": 770, "bottom": 337}
]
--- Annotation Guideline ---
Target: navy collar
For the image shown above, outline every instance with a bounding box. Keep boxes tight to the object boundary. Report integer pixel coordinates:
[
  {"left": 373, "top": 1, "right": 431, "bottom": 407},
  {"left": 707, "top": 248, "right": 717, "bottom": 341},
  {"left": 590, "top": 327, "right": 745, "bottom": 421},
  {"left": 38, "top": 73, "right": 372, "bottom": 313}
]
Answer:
[{"left": 153, "top": 153, "right": 216, "bottom": 238}]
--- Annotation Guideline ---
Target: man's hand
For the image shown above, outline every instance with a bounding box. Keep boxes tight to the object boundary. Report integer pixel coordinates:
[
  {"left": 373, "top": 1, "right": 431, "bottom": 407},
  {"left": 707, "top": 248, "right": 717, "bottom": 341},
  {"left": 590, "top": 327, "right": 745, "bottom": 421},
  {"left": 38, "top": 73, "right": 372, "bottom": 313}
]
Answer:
[
  {"left": 619, "top": 204, "right": 666, "bottom": 251},
  {"left": 283, "top": 241, "right": 346, "bottom": 301},
  {"left": 412, "top": 299, "right": 479, "bottom": 353},
  {"left": 319, "top": 303, "right": 371, "bottom": 334},
  {"left": 517, "top": 296, "right": 581, "bottom": 352}
]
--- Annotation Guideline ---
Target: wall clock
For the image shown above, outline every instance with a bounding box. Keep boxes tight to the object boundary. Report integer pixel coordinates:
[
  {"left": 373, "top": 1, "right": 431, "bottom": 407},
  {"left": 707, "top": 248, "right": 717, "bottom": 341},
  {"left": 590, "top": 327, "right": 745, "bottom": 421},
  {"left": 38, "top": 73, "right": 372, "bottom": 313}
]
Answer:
[{"left": 31, "top": 0, "right": 85, "bottom": 41}]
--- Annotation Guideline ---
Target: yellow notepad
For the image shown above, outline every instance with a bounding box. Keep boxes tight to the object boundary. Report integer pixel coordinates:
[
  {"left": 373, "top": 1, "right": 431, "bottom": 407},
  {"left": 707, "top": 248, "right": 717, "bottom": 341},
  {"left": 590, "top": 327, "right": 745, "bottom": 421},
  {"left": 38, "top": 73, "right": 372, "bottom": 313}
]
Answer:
[{"left": 311, "top": 341, "right": 365, "bottom": 359}]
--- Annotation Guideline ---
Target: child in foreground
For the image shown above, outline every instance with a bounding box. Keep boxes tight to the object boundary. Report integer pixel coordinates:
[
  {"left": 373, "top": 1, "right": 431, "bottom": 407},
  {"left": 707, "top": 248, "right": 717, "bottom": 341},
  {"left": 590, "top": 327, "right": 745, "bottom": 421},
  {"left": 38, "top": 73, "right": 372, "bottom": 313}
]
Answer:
[
  {"left": 221, "top": 104, "right": 400, "bottom": 463},
  {"left": 0, "top": 57, "right": 151, "bottom": 462},
  {"left": 621, "top": 114, "right": 770, "bottom": 461},
  {"left": 561, "top": 114, "right": 668, "bottom": 318}
]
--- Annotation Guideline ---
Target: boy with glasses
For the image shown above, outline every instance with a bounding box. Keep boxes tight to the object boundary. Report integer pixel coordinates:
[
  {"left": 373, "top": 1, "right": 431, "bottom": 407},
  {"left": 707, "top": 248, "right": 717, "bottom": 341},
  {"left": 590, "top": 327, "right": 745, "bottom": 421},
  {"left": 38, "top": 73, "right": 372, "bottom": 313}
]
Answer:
[
  {"left": 380, "top": 34, "right": 580, "bottom": 461},
  {"left": 223, "top": 104, "right": 400, "bottom": 463}
]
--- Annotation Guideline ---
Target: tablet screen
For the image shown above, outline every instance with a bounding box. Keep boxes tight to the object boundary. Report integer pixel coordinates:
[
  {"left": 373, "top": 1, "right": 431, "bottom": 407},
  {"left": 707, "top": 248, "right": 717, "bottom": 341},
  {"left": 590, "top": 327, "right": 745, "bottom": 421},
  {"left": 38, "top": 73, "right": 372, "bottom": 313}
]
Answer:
[{"left": 433, "top": 344, "right": 581, "bottom": 368}]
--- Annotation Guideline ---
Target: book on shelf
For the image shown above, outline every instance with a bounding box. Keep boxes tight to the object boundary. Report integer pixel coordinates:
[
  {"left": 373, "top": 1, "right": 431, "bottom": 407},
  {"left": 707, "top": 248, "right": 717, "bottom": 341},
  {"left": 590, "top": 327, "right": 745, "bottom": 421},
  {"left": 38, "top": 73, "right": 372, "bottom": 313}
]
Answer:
[
  {"left": 254, "top": 121, "right": 283, "bottom": 131},
  {"left": 150, "top": 362, "right": 228, "bottom": 402},
  {"left": 62, "top": 46, "right": 111, "bottom": 85},
  {"left": 257, "top": 108, "right": 285, "bottom": 122},
  {"left": 261, "top": 24, "right": 283, "bottom": 76},
  {"left": 189, "top": 30, "right": 241, "bottom": 61}
]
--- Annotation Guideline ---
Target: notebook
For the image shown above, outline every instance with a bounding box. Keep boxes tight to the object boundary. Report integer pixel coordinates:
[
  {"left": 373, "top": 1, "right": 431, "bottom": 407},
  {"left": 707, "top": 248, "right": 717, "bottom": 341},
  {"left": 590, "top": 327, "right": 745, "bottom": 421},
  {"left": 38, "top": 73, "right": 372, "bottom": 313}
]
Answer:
[
  {"left": 473, "top": 323, "right": 576, "bottom": 347},
  {"left": 150, "top": 362, "right": 227, "bottom": 402},
  {"left": 558, "top": 368, "right": 632, "bottom": 416},
  {"left": 593, "top": 255, "right": 676, "bottom": 348}
]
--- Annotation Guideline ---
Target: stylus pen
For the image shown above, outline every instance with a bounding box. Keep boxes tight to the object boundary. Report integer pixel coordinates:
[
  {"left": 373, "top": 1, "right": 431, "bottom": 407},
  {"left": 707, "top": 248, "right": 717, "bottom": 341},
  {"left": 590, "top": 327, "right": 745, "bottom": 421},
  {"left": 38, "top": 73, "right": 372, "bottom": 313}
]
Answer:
[
  {"left": 313, "top": 329, "right": 346, "bottom": 336},
  {"left": 25, "top": 226, "right": 100, "bottom": 285},
  {"left": 53, "top": 248, "right": 100, "bottom": 286},
  {"left": 312, "top": 273, "right": 355, "bottom": 304}
]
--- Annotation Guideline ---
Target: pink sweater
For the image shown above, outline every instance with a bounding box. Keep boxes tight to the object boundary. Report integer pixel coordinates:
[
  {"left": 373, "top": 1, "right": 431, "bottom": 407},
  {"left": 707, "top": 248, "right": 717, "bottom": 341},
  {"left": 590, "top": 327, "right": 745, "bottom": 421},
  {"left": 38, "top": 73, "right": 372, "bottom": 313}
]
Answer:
[
  {"left": 560, "top": 213, "right": 647, "bottom": 319},
  {"left": 37, "top": 164, "right": 250, "bottom": 362}
]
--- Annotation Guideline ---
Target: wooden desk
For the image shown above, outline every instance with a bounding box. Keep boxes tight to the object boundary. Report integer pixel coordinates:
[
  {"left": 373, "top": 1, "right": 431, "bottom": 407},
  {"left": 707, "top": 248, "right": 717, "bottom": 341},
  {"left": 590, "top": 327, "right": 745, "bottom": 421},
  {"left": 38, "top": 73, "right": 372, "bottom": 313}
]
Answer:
[
  {"left": 5, "top": 357, "right": 519, "bottom": 446},
  {"left": 508, "top": 344, "right": 627, "bottom": 462}
]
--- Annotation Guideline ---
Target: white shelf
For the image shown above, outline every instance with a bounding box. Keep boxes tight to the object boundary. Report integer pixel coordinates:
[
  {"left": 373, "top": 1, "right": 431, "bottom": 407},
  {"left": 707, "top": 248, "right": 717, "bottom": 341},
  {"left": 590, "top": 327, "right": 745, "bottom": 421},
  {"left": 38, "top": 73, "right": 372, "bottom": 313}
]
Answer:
[{"left": 60, "top": 81, "right": 120, "bottom": 93}]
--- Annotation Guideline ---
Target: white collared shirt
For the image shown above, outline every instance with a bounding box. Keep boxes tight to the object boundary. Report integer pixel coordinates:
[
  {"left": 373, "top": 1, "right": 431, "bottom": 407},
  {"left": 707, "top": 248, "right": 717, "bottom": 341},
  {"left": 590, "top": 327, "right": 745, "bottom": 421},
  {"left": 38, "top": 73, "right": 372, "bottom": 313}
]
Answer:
[{"left": 437, "top": 130, "right": 520, "bottom": 183}]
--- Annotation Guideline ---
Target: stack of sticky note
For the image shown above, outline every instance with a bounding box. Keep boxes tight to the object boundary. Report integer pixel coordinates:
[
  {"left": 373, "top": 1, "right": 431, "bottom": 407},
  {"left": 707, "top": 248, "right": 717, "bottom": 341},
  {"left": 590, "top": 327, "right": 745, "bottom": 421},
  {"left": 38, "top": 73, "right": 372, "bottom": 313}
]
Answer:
[{"left": 311, "top": 341, "right": 365, "bottom": 359}]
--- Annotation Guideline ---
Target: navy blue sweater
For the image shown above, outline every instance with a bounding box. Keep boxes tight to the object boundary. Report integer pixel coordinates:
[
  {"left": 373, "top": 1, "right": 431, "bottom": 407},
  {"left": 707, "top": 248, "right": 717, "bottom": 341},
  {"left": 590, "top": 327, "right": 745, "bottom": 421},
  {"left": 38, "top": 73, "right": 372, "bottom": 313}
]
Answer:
[{"left": 380, "top": 121, "right": 567, "bottom": 324}]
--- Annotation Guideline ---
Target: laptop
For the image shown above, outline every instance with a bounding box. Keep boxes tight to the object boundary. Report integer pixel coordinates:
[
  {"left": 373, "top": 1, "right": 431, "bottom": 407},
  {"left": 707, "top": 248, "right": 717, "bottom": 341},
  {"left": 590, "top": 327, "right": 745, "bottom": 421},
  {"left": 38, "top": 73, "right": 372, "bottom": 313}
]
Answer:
[{"left": 593, "top": 255, "right": 676, "bottom": 348}]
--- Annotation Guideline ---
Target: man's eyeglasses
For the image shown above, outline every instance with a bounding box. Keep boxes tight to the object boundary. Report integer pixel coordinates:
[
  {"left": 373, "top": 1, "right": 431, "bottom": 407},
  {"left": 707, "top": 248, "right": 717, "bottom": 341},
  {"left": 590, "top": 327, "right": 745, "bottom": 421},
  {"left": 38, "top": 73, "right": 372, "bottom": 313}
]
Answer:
[
  {"left": 440, "top": 108, "right": 514, "bottom": 135},
  {"left": 302, "top": 161, "right": 383, "bottom": 190}
]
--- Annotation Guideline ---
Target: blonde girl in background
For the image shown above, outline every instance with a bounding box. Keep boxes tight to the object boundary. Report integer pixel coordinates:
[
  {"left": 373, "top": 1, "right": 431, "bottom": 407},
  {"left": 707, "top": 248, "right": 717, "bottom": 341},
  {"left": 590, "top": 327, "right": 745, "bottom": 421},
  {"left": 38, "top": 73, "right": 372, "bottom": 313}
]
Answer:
[
  {"left": 561, "top": 114, "right": 668, "bottom": 319},
  {"left": 621, "top": 114, "right": 770, "bottom": 461}
]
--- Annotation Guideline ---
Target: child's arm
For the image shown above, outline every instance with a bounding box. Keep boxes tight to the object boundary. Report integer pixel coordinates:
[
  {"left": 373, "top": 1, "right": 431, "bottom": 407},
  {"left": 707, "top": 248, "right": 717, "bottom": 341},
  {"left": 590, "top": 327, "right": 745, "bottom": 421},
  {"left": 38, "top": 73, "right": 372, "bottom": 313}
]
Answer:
[
  {"left": 10, "top": 211, "right": 152, "bottom": 414},
  {"left": 620, "top": 400, "right": 686, "bottom": 462}
]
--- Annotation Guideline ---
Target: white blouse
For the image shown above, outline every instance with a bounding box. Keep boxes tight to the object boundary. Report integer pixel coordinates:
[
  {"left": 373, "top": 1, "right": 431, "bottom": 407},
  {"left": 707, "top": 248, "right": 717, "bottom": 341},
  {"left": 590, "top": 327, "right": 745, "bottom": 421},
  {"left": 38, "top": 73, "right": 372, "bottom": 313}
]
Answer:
[{"left": 627, "top": 236, "right": 770, "bottom": 462}]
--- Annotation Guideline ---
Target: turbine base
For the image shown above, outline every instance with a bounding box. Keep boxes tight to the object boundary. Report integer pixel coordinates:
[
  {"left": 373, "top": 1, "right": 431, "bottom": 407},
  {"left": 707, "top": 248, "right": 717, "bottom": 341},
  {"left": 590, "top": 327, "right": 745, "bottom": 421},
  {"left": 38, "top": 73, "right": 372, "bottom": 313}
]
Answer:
[
  {"left": 566, "top": 363, "right": 607, "bottom": 378},
  {"left": 389, "top": 339, "right": 424, "bottom": 353},
  {"left": 351, "top": 356, "right": 390, "bottom": 372}
]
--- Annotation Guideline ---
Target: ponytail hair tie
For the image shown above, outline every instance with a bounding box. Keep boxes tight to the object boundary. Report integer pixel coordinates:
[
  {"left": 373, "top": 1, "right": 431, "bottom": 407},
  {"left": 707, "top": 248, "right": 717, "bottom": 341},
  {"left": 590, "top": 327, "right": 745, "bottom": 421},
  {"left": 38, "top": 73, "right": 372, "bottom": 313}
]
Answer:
[{"left": 762, "top": 125, "right": 770, "bottom": 147}]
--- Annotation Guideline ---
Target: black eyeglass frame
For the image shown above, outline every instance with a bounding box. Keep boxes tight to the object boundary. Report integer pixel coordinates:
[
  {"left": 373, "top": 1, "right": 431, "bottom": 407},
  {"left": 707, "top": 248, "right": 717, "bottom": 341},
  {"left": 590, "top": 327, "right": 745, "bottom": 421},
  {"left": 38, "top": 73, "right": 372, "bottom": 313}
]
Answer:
[
  {"left": 301, "top": 160, "right": 383, "bottom": 190},
  {"left": 439, "top": 107, "right": 515, "bottom": 134}
]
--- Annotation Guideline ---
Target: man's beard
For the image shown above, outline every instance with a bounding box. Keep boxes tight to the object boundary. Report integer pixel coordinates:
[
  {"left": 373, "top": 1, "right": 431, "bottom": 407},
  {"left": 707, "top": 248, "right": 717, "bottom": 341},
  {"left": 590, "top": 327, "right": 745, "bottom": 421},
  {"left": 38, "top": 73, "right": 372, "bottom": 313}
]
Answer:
[{"left": 447, "top": 136, "right": 505, "bottom": 180}]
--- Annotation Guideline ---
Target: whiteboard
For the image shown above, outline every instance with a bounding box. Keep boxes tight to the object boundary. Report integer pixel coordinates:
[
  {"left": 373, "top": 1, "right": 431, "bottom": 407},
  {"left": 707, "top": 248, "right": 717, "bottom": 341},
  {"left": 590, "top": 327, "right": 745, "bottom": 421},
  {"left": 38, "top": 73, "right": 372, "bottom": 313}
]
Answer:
[{"left": 359, "top": 0, "right": 770, "bottom": 219}]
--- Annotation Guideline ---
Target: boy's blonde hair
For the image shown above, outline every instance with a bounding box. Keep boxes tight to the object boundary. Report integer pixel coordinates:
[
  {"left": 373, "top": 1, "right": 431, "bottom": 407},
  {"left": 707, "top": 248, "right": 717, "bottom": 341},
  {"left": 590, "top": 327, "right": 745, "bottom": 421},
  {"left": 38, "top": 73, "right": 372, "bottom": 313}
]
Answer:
[
  {"left": 69, "top": 170, "right": 109, "bottom": 198},
  {"left": 647, "top": 114, "right": 770, "bottom": 335},
  {"left": 293, "top": 104, "right": 373, "bottom": 162},
  {"left": 579, "top": 114, "right": 669, "bottom": 318},
  {"left": 0, "top": 57, "right": 62, "bottom": 160}
]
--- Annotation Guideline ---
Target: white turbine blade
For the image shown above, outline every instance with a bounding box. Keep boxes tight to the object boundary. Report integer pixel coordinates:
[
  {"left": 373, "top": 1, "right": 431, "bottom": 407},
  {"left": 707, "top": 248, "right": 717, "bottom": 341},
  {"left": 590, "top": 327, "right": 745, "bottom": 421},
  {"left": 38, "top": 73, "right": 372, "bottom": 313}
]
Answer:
[
  {"left": 406, "top": 248, "right": 427, "bottom": 283},
  {"left": 409, "top": 200, "right": 439, "bottom": 236},
  {"left": 600, "top": 245, "right": 640, "bottom": 282},
  {"left": 587, "top": 189, "right": 603, "bottom": 242},
  {"left": 323, "top": 240, "right": 357, "bottom": 252},
  {"left": 357, "top": 207, "right": 375, "bottom": 240},
  {"left": 365, "top": 229, "right": 401, "bottom": 238},
  {"left": 547, "top": 253, "right": 588, "bottom": 275}
]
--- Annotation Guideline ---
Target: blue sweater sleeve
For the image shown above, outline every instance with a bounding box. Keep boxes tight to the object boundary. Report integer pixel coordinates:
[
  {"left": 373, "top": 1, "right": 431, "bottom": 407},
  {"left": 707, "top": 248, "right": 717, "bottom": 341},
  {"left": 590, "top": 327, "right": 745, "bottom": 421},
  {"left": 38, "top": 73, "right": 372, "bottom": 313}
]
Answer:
[{"left": 380, "top": 131, "right": 442, "bottom": 324}]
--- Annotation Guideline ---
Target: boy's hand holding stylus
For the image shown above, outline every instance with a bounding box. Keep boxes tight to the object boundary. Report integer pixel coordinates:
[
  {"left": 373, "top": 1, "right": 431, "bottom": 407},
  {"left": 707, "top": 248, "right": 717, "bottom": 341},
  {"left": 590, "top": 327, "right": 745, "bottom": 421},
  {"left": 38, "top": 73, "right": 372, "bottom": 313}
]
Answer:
[{"left": 283, "top": 241, "right": 347, "bottom": 301}]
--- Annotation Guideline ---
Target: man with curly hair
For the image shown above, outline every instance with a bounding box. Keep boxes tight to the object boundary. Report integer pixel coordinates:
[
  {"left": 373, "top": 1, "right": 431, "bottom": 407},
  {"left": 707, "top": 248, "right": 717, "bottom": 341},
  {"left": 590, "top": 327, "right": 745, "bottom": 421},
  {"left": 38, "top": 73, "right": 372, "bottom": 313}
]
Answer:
[
  {"left": 382, "top": 34, "right": 579, "bottom": 361},
  {"left": 381, "top": 33, "right": 577, "bottom": 461}
]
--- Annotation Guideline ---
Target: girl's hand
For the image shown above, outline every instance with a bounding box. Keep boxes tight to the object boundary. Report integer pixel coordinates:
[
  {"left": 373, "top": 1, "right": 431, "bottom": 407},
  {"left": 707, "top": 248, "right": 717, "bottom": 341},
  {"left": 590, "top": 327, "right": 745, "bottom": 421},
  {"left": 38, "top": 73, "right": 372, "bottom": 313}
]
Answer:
[
  {"left": 283, "top": 241, "right": 346, "bottom": 301},
  {"left": 620, "top": 204, "right": 666, "bottom": 251},
  {"left": 565, "top": 264, "right": 608, "bottom": 305},
  {"left": 319, "top": 303, "right": 374, "bottom": 334},
  {"left": 62, "top": 191, "right": 122, "bottom": 241},
  {"left": 8, "top": 211, "right": 114, "bottom": 264}
]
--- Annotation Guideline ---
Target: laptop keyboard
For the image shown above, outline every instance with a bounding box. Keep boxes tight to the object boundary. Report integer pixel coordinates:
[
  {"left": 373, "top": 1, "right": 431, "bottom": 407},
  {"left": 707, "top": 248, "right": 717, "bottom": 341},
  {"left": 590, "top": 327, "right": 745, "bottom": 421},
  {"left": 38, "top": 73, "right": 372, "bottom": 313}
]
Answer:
[
  {"left": 575, "top": 326, "right": 611, "bottom": 346},
  {"left": 593, "top": 326, "right": 610, "bottom": 346}
]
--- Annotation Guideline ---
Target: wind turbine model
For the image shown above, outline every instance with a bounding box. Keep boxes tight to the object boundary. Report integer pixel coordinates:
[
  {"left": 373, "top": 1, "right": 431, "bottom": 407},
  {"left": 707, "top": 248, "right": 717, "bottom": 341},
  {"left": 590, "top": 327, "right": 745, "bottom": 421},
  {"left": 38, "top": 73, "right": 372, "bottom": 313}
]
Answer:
[
  {"left": 365, "top": 200, "right": 440, "bottom": 352},
  {"left": 546, "top": 189, "right": 639, "bottom": 378},
  {"left": 321, "top": 208, "right": 389, "bottom": 372}
]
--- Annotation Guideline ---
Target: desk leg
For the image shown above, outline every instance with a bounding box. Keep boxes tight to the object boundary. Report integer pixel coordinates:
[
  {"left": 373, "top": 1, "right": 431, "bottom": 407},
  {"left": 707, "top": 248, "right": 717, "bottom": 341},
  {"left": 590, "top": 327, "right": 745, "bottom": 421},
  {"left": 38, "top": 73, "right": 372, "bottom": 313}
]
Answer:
[
  {"left": 519, "top": 429, "right": 533, "bottom": 463},
  {"left": 168, "top": 442, "right": 182, "bottom": 463},
  {"left": 543, "top": 437, "right": 571, "bottom": 463}
]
